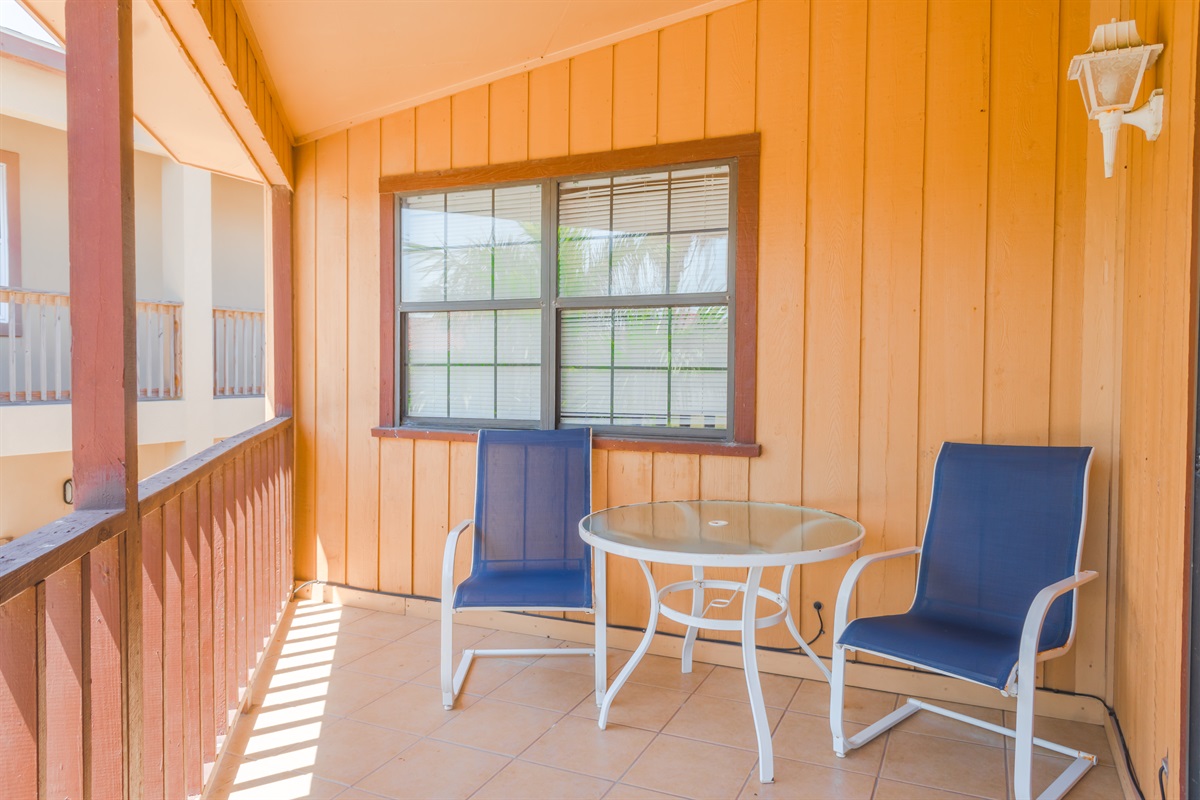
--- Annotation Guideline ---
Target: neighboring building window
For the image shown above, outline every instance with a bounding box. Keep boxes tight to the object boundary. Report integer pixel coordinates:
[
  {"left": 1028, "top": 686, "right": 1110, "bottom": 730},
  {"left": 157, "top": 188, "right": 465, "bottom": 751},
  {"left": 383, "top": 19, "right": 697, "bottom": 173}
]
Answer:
[
  {"left": 392, "top": 139, "right": 755, "bottom": 444},
  {"left": 0, "top": 150, "right": 20, "bottom": 335}
]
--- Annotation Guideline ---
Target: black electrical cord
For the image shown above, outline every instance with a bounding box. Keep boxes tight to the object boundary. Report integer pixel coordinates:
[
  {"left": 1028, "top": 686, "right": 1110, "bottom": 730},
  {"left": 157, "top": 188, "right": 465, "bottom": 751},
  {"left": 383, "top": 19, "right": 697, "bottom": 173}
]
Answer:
[
  {"left": 760, "top": 601, "right": 825, "bottom": 653},
  {"left": 1042, "top": 686, "right": 1145, "bottom": 800},
  {"left": 1158, "top": 762, "right": 1166, "bottom": 800}
]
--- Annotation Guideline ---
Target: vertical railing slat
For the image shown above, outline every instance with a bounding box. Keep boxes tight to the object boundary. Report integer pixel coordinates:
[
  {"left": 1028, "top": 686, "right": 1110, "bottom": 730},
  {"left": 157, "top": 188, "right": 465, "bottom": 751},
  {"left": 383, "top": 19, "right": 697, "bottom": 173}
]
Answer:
[
  {"left": 253, "top": 445, "right": 265, "bottom": 652},
  {"left": 0, "top": 586, "right": 38, "bottom": 800},
  {"left": 223, "top": 465, "right": 238, "bottom": 712},
  {"left": 173, "top": 305, "right": 182, "bottom": 399},
  {"left": 197, "top": 477, "right": 217, "bottom": 771},
  {"left": 158, "top": 306, "right": 167, "bottom": 400},
  {"left": 9, "top": 298, "right": 18, "bottom": 401},
  {"left": 235, "top": 314, "right": 244, "bottom": 396},
  {"left": 234, "top": 456, "right": 249, "bottom": 697},
  {"left": 37, "top": 303, "right": 47, "bottom": 401},
  {"left": 181, "top": 486, "right": 202, "bottom": 796},
  {"left": 162, "top": 496, "right": 184, "bottom": 799},
  {"left": 22, "top": 299, "right": 32, "bottom": 401},
  {"left": 141, "top": 508, "right": 165, "bottom": 800},
  {"left": 43, "top": 560, "right": 84, "bottom": 800},
  {"left": 86, "top": 536, "right": 124, "bottom": 800},
  {"left": 55, "top": 300, "right": 63, "bottom": 400},
  {"left": 209, "top": 470, "right": 228, "bottom": 742}
]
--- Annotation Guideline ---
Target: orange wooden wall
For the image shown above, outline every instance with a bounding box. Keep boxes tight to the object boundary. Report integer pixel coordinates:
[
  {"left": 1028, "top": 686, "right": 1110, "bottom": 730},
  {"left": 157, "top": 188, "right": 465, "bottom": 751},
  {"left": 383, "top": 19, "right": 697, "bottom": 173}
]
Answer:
[{"left": 288, "top": 0, "right": 1198, "bottom": 791}]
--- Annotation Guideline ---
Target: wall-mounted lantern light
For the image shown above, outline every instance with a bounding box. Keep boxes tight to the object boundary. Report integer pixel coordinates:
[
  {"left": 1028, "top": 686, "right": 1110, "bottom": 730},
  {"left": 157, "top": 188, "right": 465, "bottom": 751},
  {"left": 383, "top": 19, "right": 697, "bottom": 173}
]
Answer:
[{"left": 1067, "top": 19, "right": 1164, "bottom": 178}]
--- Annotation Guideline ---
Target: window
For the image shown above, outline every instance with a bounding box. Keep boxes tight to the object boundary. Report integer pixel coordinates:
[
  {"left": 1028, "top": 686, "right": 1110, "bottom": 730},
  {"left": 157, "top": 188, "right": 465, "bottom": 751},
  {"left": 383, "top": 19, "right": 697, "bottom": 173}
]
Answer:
[
  {"left": 381, "top": 135, "right": 759, "bottom": 450},
  {"left": 0, "top": 149, "right": 20, "bottom": 335}
]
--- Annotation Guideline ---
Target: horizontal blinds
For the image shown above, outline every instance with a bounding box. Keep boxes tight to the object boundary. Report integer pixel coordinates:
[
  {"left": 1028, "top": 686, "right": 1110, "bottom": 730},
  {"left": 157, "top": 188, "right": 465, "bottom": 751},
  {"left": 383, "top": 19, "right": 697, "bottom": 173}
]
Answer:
[
  {"left": 400, "top": 184, "right": 542, "bottom": 303},
  {"left": 558, "top": 166, "right": 730, "bottom": 298},
  {"left": 406, "top": 309, "right": 540, "bottom": 420},
  {"left": 560, "top": 306, "right": 728, "bottom": 429}
]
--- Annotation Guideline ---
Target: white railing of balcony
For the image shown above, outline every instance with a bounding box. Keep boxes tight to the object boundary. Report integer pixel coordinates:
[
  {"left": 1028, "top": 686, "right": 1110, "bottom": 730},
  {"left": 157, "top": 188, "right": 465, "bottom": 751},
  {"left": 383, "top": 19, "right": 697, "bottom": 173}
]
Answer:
[
  {"left": 213, "top": 307, "right": 265, "bottom": 397},
  {"left": 0, "top": 288, "right": 183, "bottom": 403}
]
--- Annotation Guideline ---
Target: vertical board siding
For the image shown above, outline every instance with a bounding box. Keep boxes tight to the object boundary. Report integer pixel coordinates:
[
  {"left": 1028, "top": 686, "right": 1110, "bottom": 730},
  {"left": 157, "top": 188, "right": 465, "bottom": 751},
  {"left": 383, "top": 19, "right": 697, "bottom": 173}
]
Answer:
[
  {"left": 529, "top": 62, "right": 570, "bottom": 160},
  {"left": 918, "top": 0, "right": 990, "bottom": 525},
  {"left": 293, "top": 143, "right": 318, "bottom": 582},
  {"left": 1112, "top": 0, "right": 1199, "bottom": 792},
  {"left": 289, "top": 4, "right": 1200, "bottom": 788},
  {"left": 315, "top": 134, "right": 350, "bottom": 585},
  {"left": 347, "top": 121, "right": 383, "bottom": 591},
  {"left": 613, "top": 33, "right": 658, "bottom": 150},
  {"left": 800, "top": 0, "right": 868, "bottom": 657},
  {"left": 43, "top": 562, "right": 83, "bottom": 800},
  {"left": 0, "top": 587, "right": 37, "bottom": 799},
  {"left": 856, "top": 0, "right": 925, "bottom": 625}
]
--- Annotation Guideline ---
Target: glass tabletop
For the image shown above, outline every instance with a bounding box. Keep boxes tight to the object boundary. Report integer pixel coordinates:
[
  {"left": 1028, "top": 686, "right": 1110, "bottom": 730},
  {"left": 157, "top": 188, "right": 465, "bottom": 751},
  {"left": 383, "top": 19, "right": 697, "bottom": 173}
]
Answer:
[{"left": 579, "top": 500, "right": 865, "bottom": 567}]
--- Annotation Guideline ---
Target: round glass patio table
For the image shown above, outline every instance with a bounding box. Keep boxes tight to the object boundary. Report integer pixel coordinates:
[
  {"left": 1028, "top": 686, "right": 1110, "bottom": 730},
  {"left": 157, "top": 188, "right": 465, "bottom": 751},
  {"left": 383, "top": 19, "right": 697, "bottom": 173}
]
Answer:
[{"left": 579, "top": 500, "right": 865, "bottom": 785}]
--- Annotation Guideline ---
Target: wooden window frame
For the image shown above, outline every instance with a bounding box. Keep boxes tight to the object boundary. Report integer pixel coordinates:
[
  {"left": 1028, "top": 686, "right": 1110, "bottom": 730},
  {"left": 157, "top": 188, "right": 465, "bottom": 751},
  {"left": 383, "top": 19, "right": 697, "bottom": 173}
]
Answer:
[
  {"left": 0, "top": 149, "right": 21, "bottom": 337},
  {"left": 374, "top": 133, "right": 760, "bottom": 458}
]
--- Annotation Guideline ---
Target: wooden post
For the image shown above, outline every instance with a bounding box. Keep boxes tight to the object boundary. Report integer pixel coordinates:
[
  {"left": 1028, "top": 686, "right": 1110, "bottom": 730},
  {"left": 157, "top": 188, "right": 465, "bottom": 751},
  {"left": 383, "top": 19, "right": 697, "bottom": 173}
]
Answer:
[
  {"left": 66, "top": 0, "right": 138, "bottom": 511},
  {"left": 269, "top": 185, "right": 293, "bottom": 417},
  {"left": 65, "top": 3, "right": 138, "bottom": 798}
]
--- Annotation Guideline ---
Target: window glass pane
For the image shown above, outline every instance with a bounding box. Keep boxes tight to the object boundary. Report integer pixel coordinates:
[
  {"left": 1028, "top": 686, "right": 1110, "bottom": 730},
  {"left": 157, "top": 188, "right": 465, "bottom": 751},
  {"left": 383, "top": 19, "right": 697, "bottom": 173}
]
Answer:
[
  {"left": 612, "top": 172, "right": 669, "bottom": 232},
  {"left": 449, "top": 366, "right": 494, "bottom": 417},
  {"left": 559, "top": 177, "right": 613, "bottom": 231},
  {"left": 612, "top": 233, "right": 668, "bottom": 295},
  {"left": 405, "top": 310, "right": 540, "bottom": 421},
  {"left": 669, "top": 232, "right": 728, "bottom": 294},
  {"left": 497, "top": 366, "right": 539, "bottom": 419},
  {"left": 399, "top": 185, "right": 541, "bottom": 303},
  {"left": 560, "top": 368, "right": 612, "bottom": 426},
  {"left": 407, "top": 365, "right": 448, "bottom": 418},
  {"left": 559, "top": 166, "right": 729, "bottom": 297},
  {"left": 400, "top": 195, "right": 447, "bottom": 303},
  {"left": 670, "top": 166, "right": 730, "bottom": 231},
  {"left": 560, "top": 306, "right": 727, "bottom": 430},
  {"left": 558, "top": 234, "right": 610, "bottom": 297}
]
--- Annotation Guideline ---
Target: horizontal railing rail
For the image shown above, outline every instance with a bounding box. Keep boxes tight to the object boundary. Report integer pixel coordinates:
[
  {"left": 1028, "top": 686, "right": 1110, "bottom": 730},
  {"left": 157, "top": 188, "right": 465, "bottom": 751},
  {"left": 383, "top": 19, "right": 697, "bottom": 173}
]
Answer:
[
  {"left": 0, "top": 288, "right": 184, "bottom": 403},
  {"left": 0, "top": 415, "right": 293, "bottom": 799},
  {"left": 213, "top": 307, "right": 265, "bottom": 398}
]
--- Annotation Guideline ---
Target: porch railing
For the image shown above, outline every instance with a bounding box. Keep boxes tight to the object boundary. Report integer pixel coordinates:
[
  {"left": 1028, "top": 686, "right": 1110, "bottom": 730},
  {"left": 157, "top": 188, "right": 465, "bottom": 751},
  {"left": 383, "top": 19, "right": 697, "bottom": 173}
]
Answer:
[
  {"left": 0, "top": 288, "right": 184, "bottom": 403},
  {"left": 213, "top": 307, "right": 266, "bottom": 397},
  {"left": 0, "top": 416, "right": 293, "bottom": 799}
]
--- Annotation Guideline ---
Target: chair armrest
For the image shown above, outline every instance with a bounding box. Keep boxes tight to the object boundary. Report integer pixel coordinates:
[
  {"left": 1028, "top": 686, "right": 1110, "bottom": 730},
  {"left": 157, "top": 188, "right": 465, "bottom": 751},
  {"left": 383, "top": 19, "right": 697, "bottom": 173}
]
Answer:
[
  {"left": 442, "top": 520, "right": 473, "bottom": 609},
  {"left": 1017, "top": 570, "right": 1098, "bottom": 675},
  {"left": 834, "top": 547, "right": 922, "bottom": 641}
]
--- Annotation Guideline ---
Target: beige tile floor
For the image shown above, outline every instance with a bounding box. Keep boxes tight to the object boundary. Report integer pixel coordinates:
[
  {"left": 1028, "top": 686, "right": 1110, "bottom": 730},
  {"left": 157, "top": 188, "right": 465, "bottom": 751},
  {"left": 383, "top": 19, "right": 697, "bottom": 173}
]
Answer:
[{"left": 207, "top": 601, "right": 1126, "bottom": 800}]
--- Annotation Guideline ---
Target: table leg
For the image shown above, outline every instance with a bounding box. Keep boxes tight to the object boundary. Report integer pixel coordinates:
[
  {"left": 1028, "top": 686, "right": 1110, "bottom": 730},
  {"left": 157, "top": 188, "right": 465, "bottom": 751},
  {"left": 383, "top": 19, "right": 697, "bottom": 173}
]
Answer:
[
  {"left": 781, "top": 565, "right": 832, "bottom": 681},
  {"left": 742, "top": 566, "right": 774, "bottom": 784},
  {"left": 598, "top": 559, "right": 658, "bottom": 730},
  {"left": 681, "top": 565, "right": 704, "bottom": 674},
  {"left": 594, "top": 547, "right": 607, "bottom": 707}
]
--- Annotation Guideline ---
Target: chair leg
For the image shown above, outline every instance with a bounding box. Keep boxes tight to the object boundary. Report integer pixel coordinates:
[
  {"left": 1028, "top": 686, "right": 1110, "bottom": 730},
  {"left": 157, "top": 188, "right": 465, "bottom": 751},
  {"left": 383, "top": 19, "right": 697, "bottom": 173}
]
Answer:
[
  {"left": 440, "top": 593, "right": 455, "bottom": 709},
  {"left": 830, "top": 642, "right": 848, "bottom": 757},
  {"left": 1013, "top": 659, "right": 1037, "bottom": 800}
]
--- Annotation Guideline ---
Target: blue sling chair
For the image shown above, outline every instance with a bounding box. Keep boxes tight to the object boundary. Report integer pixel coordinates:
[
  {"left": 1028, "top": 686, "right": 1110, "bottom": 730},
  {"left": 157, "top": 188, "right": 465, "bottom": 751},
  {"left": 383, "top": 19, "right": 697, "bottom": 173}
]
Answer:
[
  {"left": 830, "top": 443, "right": 1097, "bottom": 800},
  {"left": 440, "top": 428, "right": 604, "bottom": 710}
]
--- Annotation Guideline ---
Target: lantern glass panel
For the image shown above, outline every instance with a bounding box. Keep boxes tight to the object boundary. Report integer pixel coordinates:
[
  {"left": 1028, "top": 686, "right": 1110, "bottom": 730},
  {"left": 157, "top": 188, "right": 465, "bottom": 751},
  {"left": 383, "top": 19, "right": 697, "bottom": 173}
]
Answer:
[{"left": 1088, "top": 51, "right": 1144, "bottom": 110}]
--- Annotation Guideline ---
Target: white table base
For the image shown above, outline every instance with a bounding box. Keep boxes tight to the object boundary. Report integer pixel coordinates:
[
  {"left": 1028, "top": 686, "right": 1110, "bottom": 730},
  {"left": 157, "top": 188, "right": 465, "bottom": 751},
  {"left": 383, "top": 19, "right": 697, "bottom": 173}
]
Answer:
[{"left": 596, "top": 561, "right": 824, "bottom": 785}]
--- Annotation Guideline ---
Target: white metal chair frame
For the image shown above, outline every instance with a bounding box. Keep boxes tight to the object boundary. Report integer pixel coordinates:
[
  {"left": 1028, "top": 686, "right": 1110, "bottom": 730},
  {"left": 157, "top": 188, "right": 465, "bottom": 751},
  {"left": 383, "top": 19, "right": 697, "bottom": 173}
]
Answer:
[
  {"left": 440, "top": 519, "right": 607, "bottom": 710},
  {"left": 830, "top": 452, "right": 1097, "bottom": 800}
]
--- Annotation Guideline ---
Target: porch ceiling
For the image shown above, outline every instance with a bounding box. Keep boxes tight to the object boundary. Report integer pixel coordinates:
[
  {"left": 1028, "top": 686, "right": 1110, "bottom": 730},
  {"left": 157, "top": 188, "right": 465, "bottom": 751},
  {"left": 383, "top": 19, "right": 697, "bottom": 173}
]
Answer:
[
  {"left": 23, "top": 0, "right": 262, "bottom": 182},
  {"left": 238, "top": 0, "right": 740, "bottom": 143}
]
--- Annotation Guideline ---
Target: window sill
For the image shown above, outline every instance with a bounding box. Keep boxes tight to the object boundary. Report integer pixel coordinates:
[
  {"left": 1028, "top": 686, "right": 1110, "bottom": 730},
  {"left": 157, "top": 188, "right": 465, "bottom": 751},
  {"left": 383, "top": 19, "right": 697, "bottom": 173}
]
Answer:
[{"left": 370, "top": 426, "right": 762, "bottom": 457}]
